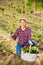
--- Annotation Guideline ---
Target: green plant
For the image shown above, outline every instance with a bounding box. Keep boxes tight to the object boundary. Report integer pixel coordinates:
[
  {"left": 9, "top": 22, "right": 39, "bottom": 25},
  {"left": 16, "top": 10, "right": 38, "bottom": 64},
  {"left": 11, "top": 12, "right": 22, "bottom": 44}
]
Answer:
[{"left": 22, "top": 46, "right": 39, "bottom": 54}]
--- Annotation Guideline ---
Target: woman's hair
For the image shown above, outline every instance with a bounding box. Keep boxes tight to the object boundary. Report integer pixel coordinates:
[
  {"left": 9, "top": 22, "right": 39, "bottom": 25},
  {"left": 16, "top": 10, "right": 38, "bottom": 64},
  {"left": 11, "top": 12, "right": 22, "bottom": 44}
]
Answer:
[{"left": 19, "top": 19, "right": 26, "bottom": 22}]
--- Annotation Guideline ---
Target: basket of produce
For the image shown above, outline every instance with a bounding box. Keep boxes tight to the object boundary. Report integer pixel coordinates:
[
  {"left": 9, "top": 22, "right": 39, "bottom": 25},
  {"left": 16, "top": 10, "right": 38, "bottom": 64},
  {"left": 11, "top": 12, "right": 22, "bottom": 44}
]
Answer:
[{"left": 21, "top": 45, "right": 39, "bottom": 62}]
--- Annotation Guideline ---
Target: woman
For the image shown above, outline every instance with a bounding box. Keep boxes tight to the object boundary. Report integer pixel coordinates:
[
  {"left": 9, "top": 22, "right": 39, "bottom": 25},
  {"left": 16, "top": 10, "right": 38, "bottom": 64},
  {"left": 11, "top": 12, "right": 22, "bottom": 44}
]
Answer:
[{"left": 11, "top": 19, "right": 36, "bottom": 55}]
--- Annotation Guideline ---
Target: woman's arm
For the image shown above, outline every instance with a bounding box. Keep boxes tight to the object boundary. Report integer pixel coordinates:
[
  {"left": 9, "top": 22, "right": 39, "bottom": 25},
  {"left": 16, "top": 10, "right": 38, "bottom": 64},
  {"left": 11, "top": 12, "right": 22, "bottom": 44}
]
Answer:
[
  {"left": 28, "top": 27, "right": 32, "bottom": 41},
  {"left": 11, "top": 29, "right": 19, "bottom": 40}
]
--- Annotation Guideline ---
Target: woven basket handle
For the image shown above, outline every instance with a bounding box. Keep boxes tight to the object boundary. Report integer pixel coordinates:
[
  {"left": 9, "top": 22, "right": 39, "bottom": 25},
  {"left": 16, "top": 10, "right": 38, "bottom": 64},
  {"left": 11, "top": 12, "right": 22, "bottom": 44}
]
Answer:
[{"left": 29, "top": 44, "right": 31, "bottom": 53}]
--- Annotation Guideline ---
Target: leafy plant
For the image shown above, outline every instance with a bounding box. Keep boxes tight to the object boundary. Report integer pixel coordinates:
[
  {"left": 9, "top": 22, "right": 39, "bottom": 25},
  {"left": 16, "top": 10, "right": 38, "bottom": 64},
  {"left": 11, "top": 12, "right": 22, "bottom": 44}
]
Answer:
[{"left": 22, "top": 46, "right": 39, "bottom": 54}]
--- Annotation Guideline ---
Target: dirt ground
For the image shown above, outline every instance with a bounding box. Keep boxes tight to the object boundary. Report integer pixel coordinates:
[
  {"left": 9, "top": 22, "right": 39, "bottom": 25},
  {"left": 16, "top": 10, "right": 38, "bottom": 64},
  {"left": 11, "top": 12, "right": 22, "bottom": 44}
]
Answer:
[{"left": 0, "top": 42, "right": 43, "bottom": 65}]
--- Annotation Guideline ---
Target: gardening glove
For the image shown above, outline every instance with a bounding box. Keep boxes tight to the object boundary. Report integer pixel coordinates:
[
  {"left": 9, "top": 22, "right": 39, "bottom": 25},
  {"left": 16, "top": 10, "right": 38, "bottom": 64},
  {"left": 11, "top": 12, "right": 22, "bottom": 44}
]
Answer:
[
  {"left": 10, "top": 31, "right": 13, "bottom": 35},
  {"left": 29, "top": 40, "right": 33, "bottom": 46},
  {"left": 10, "top": 31, "right": 14, "bottom": 36}
]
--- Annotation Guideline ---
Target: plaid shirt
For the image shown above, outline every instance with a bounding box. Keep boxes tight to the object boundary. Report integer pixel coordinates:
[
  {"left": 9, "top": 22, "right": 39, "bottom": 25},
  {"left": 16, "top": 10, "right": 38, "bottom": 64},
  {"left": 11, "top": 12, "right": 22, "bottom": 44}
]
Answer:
[{"left": 12, "top": 26, "right": 32, "bottom": 44}]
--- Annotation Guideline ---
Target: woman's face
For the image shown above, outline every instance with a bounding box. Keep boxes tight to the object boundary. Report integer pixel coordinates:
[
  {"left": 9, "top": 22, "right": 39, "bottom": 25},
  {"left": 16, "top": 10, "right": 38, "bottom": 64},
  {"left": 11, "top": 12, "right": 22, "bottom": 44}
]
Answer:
[{"left": 20, "top": 20, "right": 26, "bottom": 28}]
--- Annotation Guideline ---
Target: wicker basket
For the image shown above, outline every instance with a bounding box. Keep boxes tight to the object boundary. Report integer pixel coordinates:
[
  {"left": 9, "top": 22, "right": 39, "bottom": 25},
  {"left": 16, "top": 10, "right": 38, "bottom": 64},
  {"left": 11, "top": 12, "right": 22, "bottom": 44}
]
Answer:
[
  {"left": 21, "top": 51, "right": 37, "bottom": 62},
  {"left": 21, "top": 45, "right": 37, "bottom": 62}
]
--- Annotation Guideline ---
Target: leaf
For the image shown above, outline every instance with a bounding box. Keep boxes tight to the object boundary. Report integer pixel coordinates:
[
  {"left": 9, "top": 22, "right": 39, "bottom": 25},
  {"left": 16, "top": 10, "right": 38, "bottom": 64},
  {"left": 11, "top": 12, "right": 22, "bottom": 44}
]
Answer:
[{"left": 24, "top": 0, "right": 28, "bottom": 3}]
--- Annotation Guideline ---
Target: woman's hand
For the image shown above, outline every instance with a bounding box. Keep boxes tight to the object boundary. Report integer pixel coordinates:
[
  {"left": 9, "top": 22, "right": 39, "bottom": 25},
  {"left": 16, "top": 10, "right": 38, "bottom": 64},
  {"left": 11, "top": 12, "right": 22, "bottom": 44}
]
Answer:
[
  {"left": 10, "top": 31, "right": 13, "bottom": 37},
  {"left": 29, "top": 40, "right": 33, "bottom": 45}
]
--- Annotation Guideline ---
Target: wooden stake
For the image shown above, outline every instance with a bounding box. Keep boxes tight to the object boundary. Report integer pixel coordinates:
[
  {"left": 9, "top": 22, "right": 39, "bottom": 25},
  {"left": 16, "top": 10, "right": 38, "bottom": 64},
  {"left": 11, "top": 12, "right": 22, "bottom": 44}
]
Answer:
[{"left": 8, "top": 14, "right": 14, "bottom": 48}]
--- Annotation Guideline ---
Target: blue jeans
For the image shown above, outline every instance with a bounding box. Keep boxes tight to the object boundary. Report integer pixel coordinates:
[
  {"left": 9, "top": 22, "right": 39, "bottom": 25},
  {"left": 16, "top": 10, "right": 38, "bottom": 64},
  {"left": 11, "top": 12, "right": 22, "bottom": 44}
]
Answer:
[{"left": 16, "top": 40, "right": 36, "bottom": 54}]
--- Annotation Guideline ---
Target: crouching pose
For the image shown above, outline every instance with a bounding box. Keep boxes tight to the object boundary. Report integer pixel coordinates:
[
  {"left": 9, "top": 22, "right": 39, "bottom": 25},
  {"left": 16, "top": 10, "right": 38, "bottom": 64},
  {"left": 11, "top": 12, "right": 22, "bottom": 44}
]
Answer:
[{"left": 11, "top": 19, "right": 36, "bottom": 55}]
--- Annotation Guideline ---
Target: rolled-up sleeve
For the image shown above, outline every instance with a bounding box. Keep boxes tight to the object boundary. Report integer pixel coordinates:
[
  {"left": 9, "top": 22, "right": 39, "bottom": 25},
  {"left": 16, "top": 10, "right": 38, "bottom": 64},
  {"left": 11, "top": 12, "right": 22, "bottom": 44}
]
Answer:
[
  {"left": 28, "top": 27, "right": 32, "bottom": 41},
  {"left": 12, "top": 29, "right": 19, "bottom": 40}
]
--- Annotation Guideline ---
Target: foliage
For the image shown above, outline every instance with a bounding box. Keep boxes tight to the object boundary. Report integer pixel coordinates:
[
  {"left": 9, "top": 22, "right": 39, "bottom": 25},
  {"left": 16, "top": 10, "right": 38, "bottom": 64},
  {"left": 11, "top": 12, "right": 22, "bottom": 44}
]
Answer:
[{"left": 22, "top": 45, "right": 39, "bottom": 53}]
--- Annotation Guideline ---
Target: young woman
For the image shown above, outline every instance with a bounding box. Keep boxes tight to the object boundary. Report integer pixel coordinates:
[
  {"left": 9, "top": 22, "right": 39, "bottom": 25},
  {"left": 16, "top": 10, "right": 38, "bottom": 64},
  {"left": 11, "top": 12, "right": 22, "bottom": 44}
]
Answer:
[{"left": 11, "top": 19, "right": 36, "bottom": 55}]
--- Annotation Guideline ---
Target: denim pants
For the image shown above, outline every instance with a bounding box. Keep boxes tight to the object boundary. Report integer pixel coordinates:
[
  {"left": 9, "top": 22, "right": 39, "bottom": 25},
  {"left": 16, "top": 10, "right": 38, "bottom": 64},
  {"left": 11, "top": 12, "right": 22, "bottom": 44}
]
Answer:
[{"left": 16, "top": 40, "right": 36, "bottom": 54}]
